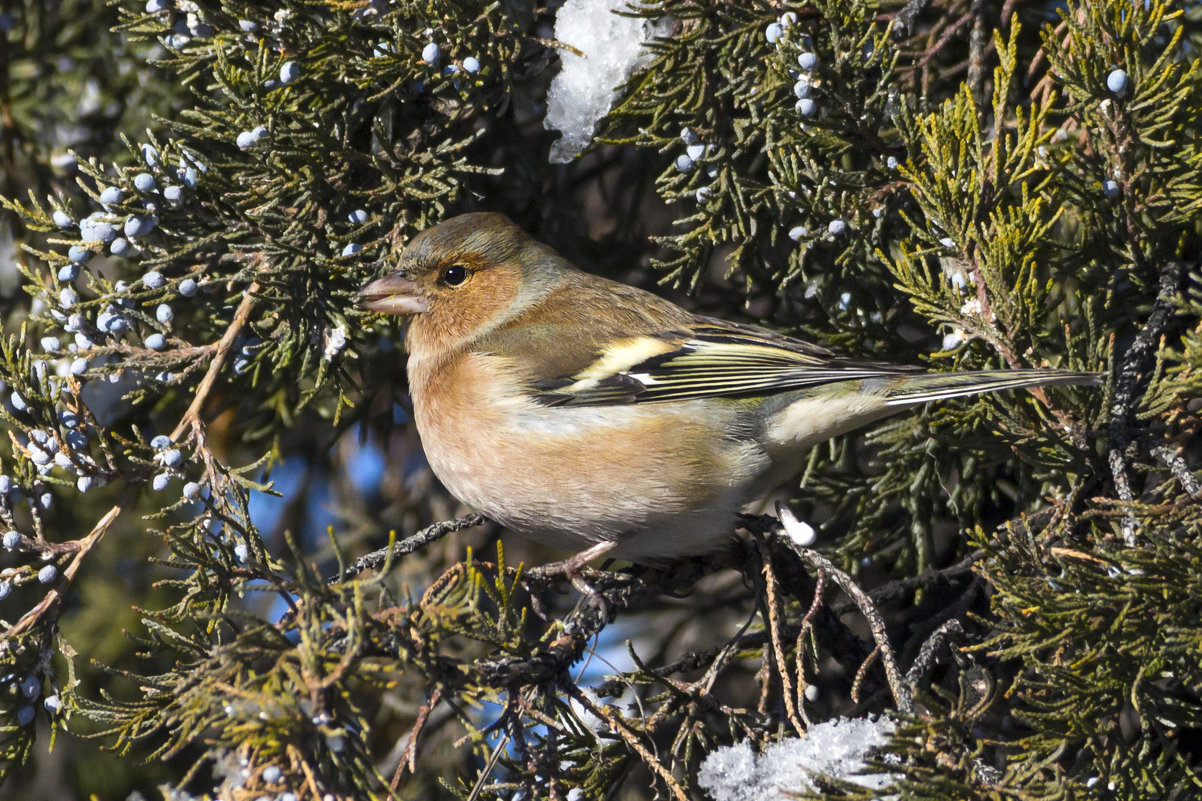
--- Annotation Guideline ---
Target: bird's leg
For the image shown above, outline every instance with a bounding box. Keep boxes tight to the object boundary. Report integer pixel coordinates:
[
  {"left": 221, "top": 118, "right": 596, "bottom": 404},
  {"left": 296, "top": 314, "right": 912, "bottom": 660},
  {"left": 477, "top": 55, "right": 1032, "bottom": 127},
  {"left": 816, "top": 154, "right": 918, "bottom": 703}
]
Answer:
[{"left": 527, "top": 540, "right": 618, "bottom": 613}]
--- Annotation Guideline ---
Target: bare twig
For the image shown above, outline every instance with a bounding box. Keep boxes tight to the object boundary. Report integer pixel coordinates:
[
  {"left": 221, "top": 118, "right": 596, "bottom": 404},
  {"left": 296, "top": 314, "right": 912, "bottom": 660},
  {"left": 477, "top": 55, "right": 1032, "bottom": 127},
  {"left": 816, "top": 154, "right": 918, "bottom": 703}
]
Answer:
[
  {"left": 905, "top": 618, "right": 965, "bottom": 688},
  {"left": 1108, "top": 260, "right": 1185, "bottom": 545},
  {"left": 794, "top": 570, "right": 826, "bottom": 716},
  {"left": 1150, "top": 443, "right": 1200, "bottom": 497},
  {"left": 566, "top": 685, "right": 690, "bottom": 801},
  {"left": 391, "top": 688, "right": 442, "bottom": 788},
  {"left": 4, "top": 490, "right": 131, "bottom": 637},
  {"left": 754, "top": 535, "right": 807, "bottom": 734},
  {"left": 862, "top": 549, "right": 984, "bottom": 607},
  {"left": 774, "top": 536, "right": 913, "bottom": 713},
  {"left": 172, "top": 281, "right": 260, "bottom": 441},
  {"left": 1107, "top": 447, "right": 1139, "bottom": 546},
  {"left": 966, "top": 0, "right": 989, "bottom": 106},
  {"left": 334, "top": 513, "right": 485, "bottom": 582},
  {"left": 851, "top": 646, "right": 881, "bottom": 705},
  {"left": 893, "top": 0, "right": 932, "bottom": 38},
  {"left": 919, "top": 13, "right": 973, "bottom": 70}
]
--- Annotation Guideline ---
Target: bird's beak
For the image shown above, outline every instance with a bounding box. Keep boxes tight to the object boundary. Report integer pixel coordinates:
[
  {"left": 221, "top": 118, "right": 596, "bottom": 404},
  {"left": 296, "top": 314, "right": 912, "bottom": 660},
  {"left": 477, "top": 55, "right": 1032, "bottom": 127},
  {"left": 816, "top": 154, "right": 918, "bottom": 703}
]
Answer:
[{"left": 356, "top": 272, "right": 429, "bottom": 315}]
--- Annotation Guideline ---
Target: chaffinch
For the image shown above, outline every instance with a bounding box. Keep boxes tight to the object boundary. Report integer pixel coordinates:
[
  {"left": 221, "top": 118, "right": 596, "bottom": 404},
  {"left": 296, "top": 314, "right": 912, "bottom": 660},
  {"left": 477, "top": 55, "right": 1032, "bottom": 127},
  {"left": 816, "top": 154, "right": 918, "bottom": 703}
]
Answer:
[{"left": 357, "top": 213, "right": 1101, "bottom": 564}]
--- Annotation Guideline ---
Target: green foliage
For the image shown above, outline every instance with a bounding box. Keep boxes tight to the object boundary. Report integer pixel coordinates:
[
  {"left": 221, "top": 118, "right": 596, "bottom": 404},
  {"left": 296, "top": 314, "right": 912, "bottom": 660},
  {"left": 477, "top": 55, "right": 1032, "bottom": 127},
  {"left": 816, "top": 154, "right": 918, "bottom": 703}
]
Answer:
[{"left": 0, "top": 1, "right": 1198, "bottom": 800}]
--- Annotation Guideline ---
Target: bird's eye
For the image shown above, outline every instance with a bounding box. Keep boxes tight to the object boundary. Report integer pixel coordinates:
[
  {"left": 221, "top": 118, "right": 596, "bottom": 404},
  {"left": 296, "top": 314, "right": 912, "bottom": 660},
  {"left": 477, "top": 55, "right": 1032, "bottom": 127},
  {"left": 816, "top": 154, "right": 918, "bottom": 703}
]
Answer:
[{"left": 441, "top": 264, "right": 469, "bottom": 286}]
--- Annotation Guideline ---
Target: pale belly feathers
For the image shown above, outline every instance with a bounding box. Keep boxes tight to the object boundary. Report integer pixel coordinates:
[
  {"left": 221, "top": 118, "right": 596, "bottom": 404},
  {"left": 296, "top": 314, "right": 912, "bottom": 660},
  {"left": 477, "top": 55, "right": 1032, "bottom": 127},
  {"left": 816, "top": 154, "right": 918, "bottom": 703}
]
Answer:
[{"left": 409, "top": 352, "right": 773, "bottom": 562}]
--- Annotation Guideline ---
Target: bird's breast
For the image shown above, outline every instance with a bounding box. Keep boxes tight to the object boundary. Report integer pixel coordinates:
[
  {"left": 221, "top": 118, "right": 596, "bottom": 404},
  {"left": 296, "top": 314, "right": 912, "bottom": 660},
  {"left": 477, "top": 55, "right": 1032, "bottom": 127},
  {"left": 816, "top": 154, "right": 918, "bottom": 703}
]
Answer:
[{"left": 404, "top": 350, "right": 769, "bottom": 560}]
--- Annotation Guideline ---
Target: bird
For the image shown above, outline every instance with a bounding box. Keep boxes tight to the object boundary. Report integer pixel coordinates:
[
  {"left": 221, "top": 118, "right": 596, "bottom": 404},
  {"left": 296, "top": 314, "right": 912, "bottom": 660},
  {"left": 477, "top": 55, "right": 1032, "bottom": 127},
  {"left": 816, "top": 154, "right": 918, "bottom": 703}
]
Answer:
[{"left": 357, "top": 212, "right": 1102, "bottom": 566}]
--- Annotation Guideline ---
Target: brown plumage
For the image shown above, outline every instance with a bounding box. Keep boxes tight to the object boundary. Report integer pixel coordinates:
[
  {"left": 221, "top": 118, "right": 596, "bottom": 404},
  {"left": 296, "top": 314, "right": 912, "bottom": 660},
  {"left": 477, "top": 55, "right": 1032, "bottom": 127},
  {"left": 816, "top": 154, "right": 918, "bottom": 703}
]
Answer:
[{"left": 358, "top": 213, "right": 1102, "bottom": 562}]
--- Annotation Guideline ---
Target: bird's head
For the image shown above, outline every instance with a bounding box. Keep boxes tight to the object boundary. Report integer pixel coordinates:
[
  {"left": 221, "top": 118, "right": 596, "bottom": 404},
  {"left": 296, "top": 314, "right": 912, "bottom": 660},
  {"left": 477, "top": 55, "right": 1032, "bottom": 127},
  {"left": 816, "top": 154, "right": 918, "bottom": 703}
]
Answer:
[{"left": 357, "top": 212, "right": 570, "bottom": 351}]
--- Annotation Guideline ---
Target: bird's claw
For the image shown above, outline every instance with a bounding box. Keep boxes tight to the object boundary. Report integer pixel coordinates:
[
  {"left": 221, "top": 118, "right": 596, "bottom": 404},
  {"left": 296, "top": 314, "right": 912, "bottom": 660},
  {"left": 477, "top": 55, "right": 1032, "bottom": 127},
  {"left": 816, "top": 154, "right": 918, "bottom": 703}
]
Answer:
[{"left": 527, "top": 540, "right": 618, "bottom": 617}]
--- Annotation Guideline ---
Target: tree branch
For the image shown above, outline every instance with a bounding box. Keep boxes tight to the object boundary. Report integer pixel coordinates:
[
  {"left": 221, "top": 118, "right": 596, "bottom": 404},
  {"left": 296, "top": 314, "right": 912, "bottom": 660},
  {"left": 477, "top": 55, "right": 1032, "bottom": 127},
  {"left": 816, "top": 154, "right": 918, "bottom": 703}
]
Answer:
[
  {"left": 1108, "top": 260, "right": 1185, "bottom": 545},
  {"left": 334, "top": 513, "right": 486, "bottom": 582}
]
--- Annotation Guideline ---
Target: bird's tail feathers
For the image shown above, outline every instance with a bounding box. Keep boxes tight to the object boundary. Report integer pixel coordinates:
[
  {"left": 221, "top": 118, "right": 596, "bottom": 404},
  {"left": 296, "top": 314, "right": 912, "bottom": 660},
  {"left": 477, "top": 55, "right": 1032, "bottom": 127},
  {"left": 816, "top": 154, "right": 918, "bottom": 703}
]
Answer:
[{"left": 883, "top": 369, "right": 1104, "bottom": 406}]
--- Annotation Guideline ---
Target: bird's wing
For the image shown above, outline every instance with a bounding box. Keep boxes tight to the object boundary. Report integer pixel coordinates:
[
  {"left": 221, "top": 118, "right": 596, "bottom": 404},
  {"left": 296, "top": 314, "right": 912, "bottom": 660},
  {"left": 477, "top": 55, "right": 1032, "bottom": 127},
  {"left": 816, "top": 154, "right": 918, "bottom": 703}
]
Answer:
[{"left": 528, "top": 316, "right": 924, "bottom": 407}]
